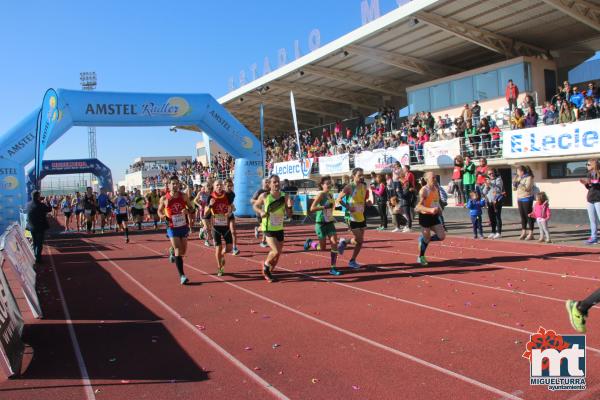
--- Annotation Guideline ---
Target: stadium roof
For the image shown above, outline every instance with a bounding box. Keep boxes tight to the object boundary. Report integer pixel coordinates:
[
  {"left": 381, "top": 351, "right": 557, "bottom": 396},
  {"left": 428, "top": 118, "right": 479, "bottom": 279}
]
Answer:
[{"left": 216, "top": 0, "right": 600, "bottom": 135}]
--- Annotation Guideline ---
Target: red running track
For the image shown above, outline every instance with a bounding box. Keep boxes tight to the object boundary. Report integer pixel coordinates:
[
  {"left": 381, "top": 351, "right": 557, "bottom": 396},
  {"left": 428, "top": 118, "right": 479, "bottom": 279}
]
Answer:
[{"left": 2, "top": 220, "right": 600, "bottom": 400}]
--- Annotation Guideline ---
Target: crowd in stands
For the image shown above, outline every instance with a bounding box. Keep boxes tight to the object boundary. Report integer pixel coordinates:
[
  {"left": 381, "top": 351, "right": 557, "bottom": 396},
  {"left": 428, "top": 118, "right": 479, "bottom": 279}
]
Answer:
[
  {"left": 263, "top": 80, "right": 600, "bottom": 168},
  {"left": 129, "top": 154, "right": 235, "bottom": 189}
]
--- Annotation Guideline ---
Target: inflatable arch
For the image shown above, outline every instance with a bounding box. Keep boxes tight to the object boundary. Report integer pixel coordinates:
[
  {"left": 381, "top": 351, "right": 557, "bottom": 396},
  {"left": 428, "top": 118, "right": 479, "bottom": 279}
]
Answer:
[
  {"left": 0, "top": 90, "right": 263, "bottom": 231},
  {"left": 26, "top": 158, "right": 114, "bottom": 199}
]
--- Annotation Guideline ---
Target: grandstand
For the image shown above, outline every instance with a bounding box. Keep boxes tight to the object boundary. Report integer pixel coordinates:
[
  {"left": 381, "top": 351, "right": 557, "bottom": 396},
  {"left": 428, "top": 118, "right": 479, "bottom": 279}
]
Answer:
[{"left": 208, "top": 0, "right": 600, "bottom": 209}]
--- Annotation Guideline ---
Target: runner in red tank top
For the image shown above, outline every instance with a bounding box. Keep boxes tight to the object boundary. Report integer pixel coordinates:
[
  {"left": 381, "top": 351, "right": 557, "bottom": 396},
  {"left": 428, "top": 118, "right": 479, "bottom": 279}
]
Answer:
[
  {"left": 158, "top": 175, "right": 192, "bottom": 285},
  {"left": 206, "top": 180, "right": 233, "bottom": 276}
]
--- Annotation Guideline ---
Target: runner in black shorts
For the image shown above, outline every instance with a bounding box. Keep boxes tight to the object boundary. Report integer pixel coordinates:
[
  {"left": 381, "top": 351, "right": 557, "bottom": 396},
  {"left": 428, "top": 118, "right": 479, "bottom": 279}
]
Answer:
[
  {"left": 416, "top": 172, "right": 447, "bottom": 266},
  {"left": 225, "top": 178, "right": 240, "bottom": 255},
  {"left": 83, "top": 187, "right": 97, "bottom": 234},
  {"left": 208, "top": 180, "right": 233, "bottom": 276},
  {"left": 251, "top": 178, "right": 270, "bottom": 248}
]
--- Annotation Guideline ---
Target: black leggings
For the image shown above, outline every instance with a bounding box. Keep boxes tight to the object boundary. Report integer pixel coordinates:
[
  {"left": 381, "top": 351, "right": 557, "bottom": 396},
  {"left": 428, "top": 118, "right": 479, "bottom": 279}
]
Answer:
[
  {"left": 518, "top": 198, "right": 534, "bottom": 230},
  {"left": 487, "top": 201, "right": 503, "bottom": 234},
  {"left": 378, "top": 202, "right": 388, "bottom": 228},
  {"left": 579, "top": 288, "right": 600, "bottom": 314}
]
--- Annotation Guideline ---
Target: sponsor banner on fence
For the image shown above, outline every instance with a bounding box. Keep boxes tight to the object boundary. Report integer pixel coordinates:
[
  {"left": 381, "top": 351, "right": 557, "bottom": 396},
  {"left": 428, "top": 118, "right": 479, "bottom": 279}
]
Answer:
[
  {"left": 318, "top": 153, "right": 350, "bottom": 175},
  {"left": 0, "top": 254, "right": 25, "bottom": 377},
  {"left": 0, "top": 223, "right": 42, "bottom": 318},
  {"left": 272, "top": 158, "right": 313, "bottom": 180},
  {"left": 502, "top": 119, "right": 600, "bottom": 159},
  {"left": 292, "top": 194, "right": 310, "bottom": 216},
  {"left": 424, "top": 138, "right": 461, "bottom": 167},
  {"left": 354, "top": 146, "right": 410, "bottom": 171}
]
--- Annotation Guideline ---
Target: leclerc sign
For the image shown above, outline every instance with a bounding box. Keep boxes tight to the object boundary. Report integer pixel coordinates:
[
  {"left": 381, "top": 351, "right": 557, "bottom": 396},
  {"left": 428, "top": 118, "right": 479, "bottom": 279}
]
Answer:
[
  {"left": 272, "top": 159, "right": 314, "bottom": 181},
  {"left": 502, "top": 119, "right": 600, "bottom": 159}
]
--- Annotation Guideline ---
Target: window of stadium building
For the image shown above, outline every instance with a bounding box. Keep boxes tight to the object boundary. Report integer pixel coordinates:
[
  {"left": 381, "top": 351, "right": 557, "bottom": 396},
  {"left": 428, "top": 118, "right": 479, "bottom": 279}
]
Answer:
[
  {"left": 408, "top": 62, "right": 532, "bottom": 113},
  {"left": 547, "top": 161, "right": 588, "bottom": 179}
]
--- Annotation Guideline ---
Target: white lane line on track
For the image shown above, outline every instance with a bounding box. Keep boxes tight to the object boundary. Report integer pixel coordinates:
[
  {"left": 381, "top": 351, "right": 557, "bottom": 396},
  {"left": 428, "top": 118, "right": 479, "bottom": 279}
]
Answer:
[
  {"left": 84, "top": 240, "right": 290, "bottom": 400},
  {"left": 133, "top": 242, "right": 524, "bottom": 400},
  {"left": 369, "top": 228, "right": 600, "bottom": 265},
  {"left": 185, "top": 240, "right": 600, "bottom": 356},
  {"left": 48, "top": 248, "right": 96, "bottom": 400},
  {"left": 294, "top": 244, "right": 568, "bottom": 304}
]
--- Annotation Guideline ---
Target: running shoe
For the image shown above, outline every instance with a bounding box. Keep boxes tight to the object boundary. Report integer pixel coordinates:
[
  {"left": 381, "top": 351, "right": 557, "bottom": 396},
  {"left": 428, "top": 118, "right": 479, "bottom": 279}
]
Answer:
[
  {"left": 329, "top": 267, "right": 342, "bottom": 276},
  {"left": 417, "top": 256, "right": 429, "bottom": 267},
  {"left": 493, "top": 233, "right": 501, "bottom": 239},
  {"left": 376, "top": 226, "right": 385, "bottom": 231},
  {"left": 259, "top": 241, "right": 268, "bottom": 248},
  {"left": 566, "top": 300, "right": 586, "bottom": 333},
  {"left": 169, "top": 247, "right": 175, "bottom": 263},
  {"left": 303, "top": 238, "right": 312, "bottom": 251},
  {"left": 487, "top": 233, "right": 495, "bottom": 239},
  {"left": 254, "top": 226, "right": 259, "bottom": 239},
  {"left": 204, "top": 240, "right": 211, "bottom": 247},
  {"left": 402, "top": 227, "right": 411, "bottom": 233},
  {"left": 585, "top": 237, "right": 598, "bottom": 245},
  {"left": 232, "top": 247, "right": 240, "bottom": 256},
  {"left": 180, "top": 275, "right": 189, "bottom": 285},
  {"left": 125, "top": 237, "right": 130, "bottom": 244},
  {"left": 392, "top": 228, "right": 401, "bottom": 233},
  {"left": 338, "top": 238, "right": 347, "bottom": 255},
  {"left": 217, "top": 258, "right": 225, "bottom": 277},
  {"left": 262, "top": 265, "right": 275, "bottom": 283},
  {"left": 348, "top": 260, "right": 361, "bottom": 269}
]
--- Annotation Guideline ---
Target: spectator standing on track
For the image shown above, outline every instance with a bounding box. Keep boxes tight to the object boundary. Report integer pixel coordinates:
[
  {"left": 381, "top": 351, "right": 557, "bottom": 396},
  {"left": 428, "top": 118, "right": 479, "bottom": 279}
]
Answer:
[
  {"left": 513, "top": 165, "right": 535, "bottom": 240},
  {"left": 482, "top": 169, "right": 504, "bottom": 239},
  {"left": 505, "top": 79, "right": 519, "bottom": 113},
  {"left": 529, "top": 191, "right": 552, "bottom": 243},
  {"left": 475, "top": 158, "right": 488, "bottom": 195},
  {"left": 466, "top": 190, "right": 485, "bottom": 239},
  {"left": 26, "top": 190, "right": 52, "bottom": 264},
  {"left": 462, "top": 156, "right": 476, "bottom": 195},
  {"left": 452, "top": 155, "right": 465, "bottom": 206},
  {"left": 580, "top": 159, "right": 600, "bottom": 244},
  {"left": 371, "top": 174, "right": 389, "bottom": 231}
]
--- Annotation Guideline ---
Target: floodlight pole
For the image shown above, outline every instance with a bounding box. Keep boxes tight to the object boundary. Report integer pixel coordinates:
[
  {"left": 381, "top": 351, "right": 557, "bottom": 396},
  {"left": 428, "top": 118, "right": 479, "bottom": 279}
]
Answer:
[{"left": 80, "top": 72, "right": 97, "bottom": 186}]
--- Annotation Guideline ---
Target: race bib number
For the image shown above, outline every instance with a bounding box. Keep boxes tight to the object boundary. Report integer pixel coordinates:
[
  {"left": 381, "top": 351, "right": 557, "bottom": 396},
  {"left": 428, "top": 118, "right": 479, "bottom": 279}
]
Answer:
[
  {"left": 269, "top": 214, "right": 283, "bottom": 227},
  {"left": 323, "top": 208, "right": 333, "bottom": 222},
  {"left": 536, "top": 217, "right": 545, "bottom": 223},
  {"left": 84, "top": 209, "right": 92, "bottom": 216},
  {"left": 431, "top": 201, "right": 439, "bottom": 210},
  {"left": 100, "top": 207, "right": 107, "bottom": 213},
  {"left": 214, "top": 214, "right": 228, "bottom": 226},
  {"left": 171, "top": 214, "right": 186, "bottom": 228},
  {"left": 119, "top": 206, "right": 127, "bottom": 214},
  {"left": 353, "top": 204, "right": 364, "bottom": 214}
]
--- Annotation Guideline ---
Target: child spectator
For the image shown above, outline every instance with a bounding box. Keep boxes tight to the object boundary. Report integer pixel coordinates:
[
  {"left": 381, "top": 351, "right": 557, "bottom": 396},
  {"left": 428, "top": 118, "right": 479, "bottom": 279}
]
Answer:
[
  {"left": 389, "top": 196, "right": 406, "bottom": 232},
  {"left": 529, "top": 192, "right": 552, "bottom": 243},
  {"left": 466, "top": 191, "right": 485, "bottom": 239}
]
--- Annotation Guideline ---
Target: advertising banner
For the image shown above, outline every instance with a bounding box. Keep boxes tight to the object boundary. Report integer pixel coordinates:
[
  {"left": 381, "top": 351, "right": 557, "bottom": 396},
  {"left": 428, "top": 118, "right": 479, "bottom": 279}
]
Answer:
[
  {"left": 502, "top": 119, "right": 600, "bottom": 159},
  {"left": 292, "top": 194, "right": 310, "bottom": 216},
  {"left": 272, "top": 158, "right": 314, "bottom": 181},
  {"left": 354, "top": 146, "right": 410, "bottom": 171},
  {"left": 0, "top": 254, "right": 25, "bottom": 377},
  {"left": 318, "top": 153, "right": 350, "bottom": 175},
  {"left": 0, "top": 224, "right": 42, "bottom": 318},
  {"left": 423, "top": 138, "right": 461, "bottom": 167}
]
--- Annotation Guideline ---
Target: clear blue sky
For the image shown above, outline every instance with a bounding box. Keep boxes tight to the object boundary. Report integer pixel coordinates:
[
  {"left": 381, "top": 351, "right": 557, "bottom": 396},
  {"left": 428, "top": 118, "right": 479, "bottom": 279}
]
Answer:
[{"left": 0, "top": 0, "right": 402, "bottom": 183}]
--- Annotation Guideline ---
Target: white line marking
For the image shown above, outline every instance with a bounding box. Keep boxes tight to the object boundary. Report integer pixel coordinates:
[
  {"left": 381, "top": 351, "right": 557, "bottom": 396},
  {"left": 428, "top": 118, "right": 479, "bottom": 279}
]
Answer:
[
  {"left": 86, "top": 241, "right": 289, "bottom": 400},
  {"left": 133, "top": 243, "right": 523, "bottom": 399},
  {"left": 48, "top": 248, "right": 96, "bottom": 400},
  {"left": 185, "top": 241, "right": 600, "bottom": 355}
]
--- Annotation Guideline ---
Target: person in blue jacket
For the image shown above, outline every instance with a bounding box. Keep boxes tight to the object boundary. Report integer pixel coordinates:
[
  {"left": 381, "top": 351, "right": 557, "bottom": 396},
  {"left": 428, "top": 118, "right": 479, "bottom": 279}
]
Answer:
[{"left": 466, "top": 190, "right": 486, "bottom": 239}]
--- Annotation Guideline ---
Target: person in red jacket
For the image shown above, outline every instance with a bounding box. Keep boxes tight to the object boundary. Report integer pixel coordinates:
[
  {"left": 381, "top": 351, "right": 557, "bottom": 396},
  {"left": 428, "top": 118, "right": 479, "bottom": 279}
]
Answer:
[{"left": 505, "top": 79, "right": 519, "bottom": 113}]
